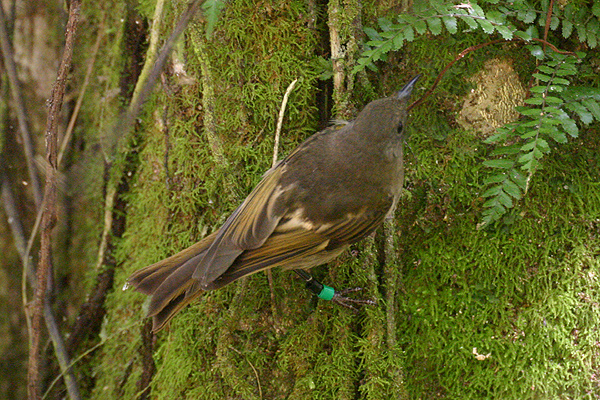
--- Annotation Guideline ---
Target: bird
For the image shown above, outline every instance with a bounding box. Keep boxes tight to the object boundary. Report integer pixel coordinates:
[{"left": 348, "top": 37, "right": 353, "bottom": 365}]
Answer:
[{"left": 127, "top": 75, "right": 420, "bottom": 332}]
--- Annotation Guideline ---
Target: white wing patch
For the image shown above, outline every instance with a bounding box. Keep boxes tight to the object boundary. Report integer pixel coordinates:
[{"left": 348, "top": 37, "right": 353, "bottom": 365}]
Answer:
[{"left": 274, "top": 208, "right": 322, "bottom": 232}]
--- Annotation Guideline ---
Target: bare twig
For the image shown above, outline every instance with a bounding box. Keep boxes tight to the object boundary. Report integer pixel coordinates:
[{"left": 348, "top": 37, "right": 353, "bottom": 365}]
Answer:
[
  {"left": 58, "top": 15, "right": 106, "bottom": 167},
  {"left": 2, "top": 161, "right": 36, "bottom": 345},
  {"left": 190, "top": 28, "right": 228, "bottom": 168},
  {"left": 329, "top": 1, "right": 344, "bottom": 104},
  {"left": 0, "top": 168, "right": 27, "bottom": 262},
  {"left": 28, "top": 1, "right": 83, "bottom": 399},
  {"left": 229, "top": 346, "right": 263, "bottom": 399},
  {"left": 266, "top": 78, "right": 298, "bottom": 328},
  {"left": 65, "top": 270, "right": 114, "bottom": 355},
  {"left": 272, "top": 78, "right": 298, "bottom": 166},
  {"left": 383, "top": 217, "right": 400, "bottom": 348},
  {"left": 22, "top": 204, "right": 42, "bottom": 324},
  {"left": 543, "top": 0, "right": 555, "bottom": 51},
  {"left": 0, "top": 3, "right": 43, "bottom": 207},
  {"left": 120, "top": 0, "right": 204, "bottom": 136},
  {"left": 2, "top": 166, "right": 80, "bottom": 400},
  {"left": 327, "top": 0, "right": 361, "bottom": 120},
  {"left": 94, "top": 185, "right": 117, "bottom": 271},
  {"left": 130, "top": 0, "right": 166, "bottom": 106},
  {"left": 41, "top": 320, "right": 142, "bottom": 400},
  {"left": 137, "top": 320, "right": 156, "bottom": 400},
  {"left": 43, "top": 300, "right": 79, "bottom": 400},
  {"left": 408, "top": 37, "right": 576, "bottom": 111}
]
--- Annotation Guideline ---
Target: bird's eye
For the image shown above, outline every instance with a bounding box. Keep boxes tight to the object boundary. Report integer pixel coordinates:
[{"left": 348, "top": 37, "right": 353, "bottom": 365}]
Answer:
[{"left": 397, "top": 122, "right": 403, "bottom": 134}]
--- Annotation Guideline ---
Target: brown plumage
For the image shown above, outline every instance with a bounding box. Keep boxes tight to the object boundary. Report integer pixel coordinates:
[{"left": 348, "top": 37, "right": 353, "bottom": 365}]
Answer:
[{"left": 128, "top": 76, "right": 420, "bottom": 331}]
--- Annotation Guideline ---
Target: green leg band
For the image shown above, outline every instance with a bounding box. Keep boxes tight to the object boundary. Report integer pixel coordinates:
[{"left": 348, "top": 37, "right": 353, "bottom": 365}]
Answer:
[
  {"left": 318, "top": 285, "right": 335, "bottom": 301},
  {"left": 294, "top": 269, "right": 336, "bottom": 301}
]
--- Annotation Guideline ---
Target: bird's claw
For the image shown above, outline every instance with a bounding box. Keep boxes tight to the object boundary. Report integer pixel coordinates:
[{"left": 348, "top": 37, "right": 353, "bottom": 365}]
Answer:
[{"left": 331, "top": 287, "right": 377, "bottom": 310}]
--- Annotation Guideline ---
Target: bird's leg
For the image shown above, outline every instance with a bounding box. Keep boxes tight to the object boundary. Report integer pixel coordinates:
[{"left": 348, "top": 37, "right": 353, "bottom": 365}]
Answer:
[{"left": 293, "top": 269, "right": 376, "bottom": 310}]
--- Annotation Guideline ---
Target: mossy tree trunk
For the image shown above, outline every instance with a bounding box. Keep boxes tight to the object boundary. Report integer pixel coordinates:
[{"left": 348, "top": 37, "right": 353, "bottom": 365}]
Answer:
[{"left": 1, "top": 1, "right": 599, "bottom": 399}]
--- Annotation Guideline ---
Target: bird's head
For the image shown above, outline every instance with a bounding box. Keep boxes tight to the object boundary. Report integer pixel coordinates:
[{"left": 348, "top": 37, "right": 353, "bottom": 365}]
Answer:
[{"left": 353, "top": 75, "right": 421, "bottom": 141}]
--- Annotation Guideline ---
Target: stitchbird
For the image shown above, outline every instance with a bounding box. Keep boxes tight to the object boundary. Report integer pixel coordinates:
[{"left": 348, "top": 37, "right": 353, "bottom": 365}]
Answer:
[{"left": 128, "top": 75, "right": 420, "bottom": 331}]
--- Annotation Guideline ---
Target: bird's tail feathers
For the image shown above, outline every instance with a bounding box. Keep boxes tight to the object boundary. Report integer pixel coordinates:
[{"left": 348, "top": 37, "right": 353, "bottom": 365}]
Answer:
[{"left": 128, "top": 236, "right": 215, "bottom": 331}]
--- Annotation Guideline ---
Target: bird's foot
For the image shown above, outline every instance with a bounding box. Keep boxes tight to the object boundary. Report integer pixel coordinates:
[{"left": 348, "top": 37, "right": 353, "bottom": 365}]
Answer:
[
  {"left": 293, "top": 269, "right": 376, "bottom": 310},
  {"left": 331, "top": 287, "right": 376, "bottom": 311}
]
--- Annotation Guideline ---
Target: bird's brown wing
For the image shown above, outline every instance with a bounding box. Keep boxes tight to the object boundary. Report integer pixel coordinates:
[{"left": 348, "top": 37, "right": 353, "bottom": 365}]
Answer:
[
  {"left": 193, "top": 124, "right": 348, "bottom": 287},
  {"left": 206, "top": 201, "right": 392, "bottom": 290},
  {"left": 192, "top": 164, "right": 291, "bottom": 286}
]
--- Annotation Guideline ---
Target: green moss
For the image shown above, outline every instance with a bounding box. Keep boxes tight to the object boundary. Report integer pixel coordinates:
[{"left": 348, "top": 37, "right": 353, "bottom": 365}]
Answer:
[{"left": 394, "top": 128, "right": 600, "bottom": 399}]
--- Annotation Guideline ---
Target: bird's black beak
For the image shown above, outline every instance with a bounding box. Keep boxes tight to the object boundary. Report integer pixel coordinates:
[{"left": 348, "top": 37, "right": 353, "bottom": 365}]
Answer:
[{"left": 396, "top": 74, "right": 421, "bottom": 100}]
